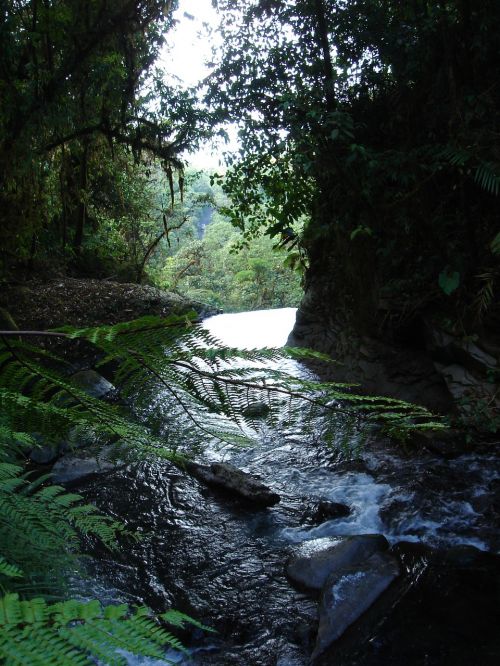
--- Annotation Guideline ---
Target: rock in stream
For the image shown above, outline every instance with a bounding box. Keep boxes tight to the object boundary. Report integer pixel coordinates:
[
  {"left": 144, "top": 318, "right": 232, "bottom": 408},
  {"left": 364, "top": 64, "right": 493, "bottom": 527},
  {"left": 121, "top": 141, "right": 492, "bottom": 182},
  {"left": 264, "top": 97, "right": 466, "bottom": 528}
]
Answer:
[
  {"left": 286, "top": 534, "right": 389, "bottom": 590},
  {"left": 186, "top": 461, "right": 281, "bottom": 506},
  {"left": 312, "top": 550, "right": 401, "bottom": 659}
]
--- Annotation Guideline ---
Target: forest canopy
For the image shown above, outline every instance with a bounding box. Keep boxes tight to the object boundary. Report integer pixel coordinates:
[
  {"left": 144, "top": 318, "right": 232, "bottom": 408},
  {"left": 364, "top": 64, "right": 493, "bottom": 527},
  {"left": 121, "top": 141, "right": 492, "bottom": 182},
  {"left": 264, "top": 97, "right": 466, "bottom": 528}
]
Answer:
[
  {"left": 208, "top": 0, "right": 500, "bottom": 335},
  {"left": 2, "top": 0, "right": 498, "bottom": 335},
  {"left": 0, "top": 0, "right": 209, "bottom": 274}
]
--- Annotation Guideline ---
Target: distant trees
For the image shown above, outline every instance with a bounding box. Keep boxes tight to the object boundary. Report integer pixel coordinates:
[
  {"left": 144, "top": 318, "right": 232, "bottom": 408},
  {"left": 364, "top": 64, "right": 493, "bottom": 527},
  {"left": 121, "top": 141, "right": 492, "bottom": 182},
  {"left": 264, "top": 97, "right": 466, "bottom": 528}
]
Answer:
[{"left": 160, "top": 216, "right": 303, "bottom": 311}]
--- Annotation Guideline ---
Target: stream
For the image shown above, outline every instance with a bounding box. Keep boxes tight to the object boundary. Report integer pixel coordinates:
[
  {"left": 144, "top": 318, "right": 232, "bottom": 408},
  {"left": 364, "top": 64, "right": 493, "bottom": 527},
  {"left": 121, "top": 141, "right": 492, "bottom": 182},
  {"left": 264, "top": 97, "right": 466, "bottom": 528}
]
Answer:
[{"left": 72, "top": 308, "right": 500, "bottom": 665}]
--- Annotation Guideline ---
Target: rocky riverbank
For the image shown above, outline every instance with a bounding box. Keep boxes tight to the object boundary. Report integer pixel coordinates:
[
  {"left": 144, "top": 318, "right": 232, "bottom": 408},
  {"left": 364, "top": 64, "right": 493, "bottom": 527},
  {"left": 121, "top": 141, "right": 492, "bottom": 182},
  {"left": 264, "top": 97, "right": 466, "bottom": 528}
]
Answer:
[
  {"left": 0, "top": 277, "right": 218, "bottom": 330},
  {"left": 288, "top": 285, "right": 500, "bottom": 449}
]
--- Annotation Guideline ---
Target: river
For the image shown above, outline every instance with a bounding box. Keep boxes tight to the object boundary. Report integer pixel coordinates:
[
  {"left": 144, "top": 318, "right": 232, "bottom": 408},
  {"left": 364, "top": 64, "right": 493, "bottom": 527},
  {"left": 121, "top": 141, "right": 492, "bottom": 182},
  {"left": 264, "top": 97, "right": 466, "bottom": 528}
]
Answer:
[{"left": 74, "top": 308, "right": 500, "bottom": 665}]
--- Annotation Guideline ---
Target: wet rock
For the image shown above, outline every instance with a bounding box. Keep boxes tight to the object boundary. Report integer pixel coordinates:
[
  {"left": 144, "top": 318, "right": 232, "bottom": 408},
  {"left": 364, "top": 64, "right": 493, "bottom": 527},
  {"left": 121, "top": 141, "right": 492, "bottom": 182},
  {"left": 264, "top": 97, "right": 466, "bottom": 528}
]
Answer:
[
  {"left": 242, "top": 402, "right": 271, "bottom": 419},
  {"left": 286, "top": 534, "right": 389, "bottom": 591},
  {"left": 58, "top": 427, "right": 101, "bottom": 455},
  {"left": 28, "top": 371, "right": 116, "bottom": 465},
  {"left": 409, "top": 427, "right": 469, "bottom": 458},
  {"left": 439, "top": 544, "right": 490, "bottom": 567},
  {"left": 378, "top": 497, "right": 408, "bottom": 526},
  {"left": 428, "top": 326, "right": 498, "bottom": 377},
  {"left": 52, "top": 445, "right": 121, "bottom": 483},
  {"left": 457, "top": 341, "right": 497, "bottom": 375},
  {"left": 186, "top": 461, "right": 280, "bottom": 506},
  {"left": 70, "top": 369, "right": 114, "bottom": 399},
  {"left": 434, "top": 362, "right": 500, "bottom": 419},
  {"left": 333, "top": 458, "right": 370, "bottom": 474},
  {"left": 287, "top": 305, "right": 453, "bottom": 412},
  {"left": 301, "top": 500, "right": 351, "bottom": 525},
  {"left": 276, "top": 647, "right": 307, "bottom": 666},
  {"left": 338, "top": 541, "right": 500, "bottom": 666},
  {"left": 28, "top": 433, "right": 65, "bottom": 464},
  {"left": 312, "top": 551, "right": 401, "bottom": 660},
  {"left": 29, "top": 443, "right": 61, "bottom": 464}
]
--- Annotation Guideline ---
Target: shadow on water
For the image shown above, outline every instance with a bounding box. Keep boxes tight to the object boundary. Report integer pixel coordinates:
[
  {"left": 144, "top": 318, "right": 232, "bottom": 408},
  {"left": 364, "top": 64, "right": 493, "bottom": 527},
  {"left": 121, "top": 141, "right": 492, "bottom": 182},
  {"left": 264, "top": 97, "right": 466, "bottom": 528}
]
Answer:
[{"left": 73, "top": 308, "right": 500, "bottom": 665}]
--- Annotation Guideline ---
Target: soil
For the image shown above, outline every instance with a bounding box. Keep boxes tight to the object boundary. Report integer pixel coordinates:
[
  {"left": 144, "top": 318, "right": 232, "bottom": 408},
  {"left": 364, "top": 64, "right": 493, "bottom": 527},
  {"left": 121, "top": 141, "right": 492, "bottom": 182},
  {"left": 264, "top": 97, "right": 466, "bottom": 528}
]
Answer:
[
  {"left": 0, "top": 277, "right": 217, "bottom": 330},
  {"left": 0, "top": 277, "right": 219, "bottom": 368}
]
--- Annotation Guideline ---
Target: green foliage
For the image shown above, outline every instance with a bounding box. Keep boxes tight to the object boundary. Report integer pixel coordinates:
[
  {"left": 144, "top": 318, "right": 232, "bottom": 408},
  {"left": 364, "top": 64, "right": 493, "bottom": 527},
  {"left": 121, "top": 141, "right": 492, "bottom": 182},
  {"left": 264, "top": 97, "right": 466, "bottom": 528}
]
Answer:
[
  {"left": 0, "top": 451, "right": 136, "bottom": 591},
  {"left": 2, "top": 313, "right": 444, "bottom": 459},
  {"left": 159, "top": 218, "right": 304, "bottom": 311},
  {"left": 208, "top": 0, "right": 500, "bottom": 334},
  {"left": 438, "top": 269, "right": 460, "bottom": 296},
  {"left": 0, "top": 594, "right": 191, "bottom": 666},
  {"left": 0, "top": 1, "right": 211, "bottom": 276}
]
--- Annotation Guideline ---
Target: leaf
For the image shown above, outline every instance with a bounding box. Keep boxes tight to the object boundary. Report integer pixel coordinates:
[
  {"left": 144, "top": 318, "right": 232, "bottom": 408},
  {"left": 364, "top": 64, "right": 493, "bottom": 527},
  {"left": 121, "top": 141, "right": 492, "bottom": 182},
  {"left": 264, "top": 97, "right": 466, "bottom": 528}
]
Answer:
[
  {"left": 490, "top": 232, "right": 500, "bottom": 256},
  {"left": 350, "top": 225, "right": 373, "bottom": 241},
  {"left": 438, "top": 269, "right": 460, "bottom": 295}
]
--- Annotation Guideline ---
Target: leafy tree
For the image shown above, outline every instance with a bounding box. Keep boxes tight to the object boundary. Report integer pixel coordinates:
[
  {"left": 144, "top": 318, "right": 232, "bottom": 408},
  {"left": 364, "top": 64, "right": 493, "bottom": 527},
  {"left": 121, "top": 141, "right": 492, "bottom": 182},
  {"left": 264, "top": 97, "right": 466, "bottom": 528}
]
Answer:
[
  {"left": 208, "top": 0, "right": 500, "bottom": 335},
  {"left": 0, "top": 0, "right": 209, "bottom": 275},
  {"left": 160, "top": 218, "right": 304, "bottom": 310}
]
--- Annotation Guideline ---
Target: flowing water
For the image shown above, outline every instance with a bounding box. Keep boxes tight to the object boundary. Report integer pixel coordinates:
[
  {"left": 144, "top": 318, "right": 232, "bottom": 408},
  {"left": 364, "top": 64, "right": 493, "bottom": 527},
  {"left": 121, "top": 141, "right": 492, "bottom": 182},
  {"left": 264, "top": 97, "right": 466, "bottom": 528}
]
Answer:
[{"left": 73, "top": 308, "right": 500, "bottom": 665}]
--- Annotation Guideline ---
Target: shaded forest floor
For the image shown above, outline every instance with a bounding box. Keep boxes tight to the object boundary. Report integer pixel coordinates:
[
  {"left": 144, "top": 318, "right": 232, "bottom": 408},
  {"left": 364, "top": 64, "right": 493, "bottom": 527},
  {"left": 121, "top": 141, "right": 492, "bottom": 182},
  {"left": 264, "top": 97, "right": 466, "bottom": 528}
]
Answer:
[{"left": 0, "top": 277, "right": 218, "bottom": 330}]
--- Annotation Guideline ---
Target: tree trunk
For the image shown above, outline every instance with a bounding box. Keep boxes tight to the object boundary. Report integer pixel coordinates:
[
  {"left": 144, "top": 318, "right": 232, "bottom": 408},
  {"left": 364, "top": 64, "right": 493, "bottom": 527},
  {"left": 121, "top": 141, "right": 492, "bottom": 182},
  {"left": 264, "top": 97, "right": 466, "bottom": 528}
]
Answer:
[
  {"left": 312, "top": 0, "right": 336, "bottom": 111},
  {"left": 73, "top": 141, "right": 88, "bottom": 255}
]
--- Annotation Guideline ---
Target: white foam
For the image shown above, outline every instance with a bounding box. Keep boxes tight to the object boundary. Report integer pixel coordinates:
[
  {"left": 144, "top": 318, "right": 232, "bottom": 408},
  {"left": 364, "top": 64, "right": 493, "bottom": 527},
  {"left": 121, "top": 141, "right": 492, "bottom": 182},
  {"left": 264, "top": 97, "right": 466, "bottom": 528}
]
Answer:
[{"left": 282, "top": 471, "right": 391, "bottom": 543}]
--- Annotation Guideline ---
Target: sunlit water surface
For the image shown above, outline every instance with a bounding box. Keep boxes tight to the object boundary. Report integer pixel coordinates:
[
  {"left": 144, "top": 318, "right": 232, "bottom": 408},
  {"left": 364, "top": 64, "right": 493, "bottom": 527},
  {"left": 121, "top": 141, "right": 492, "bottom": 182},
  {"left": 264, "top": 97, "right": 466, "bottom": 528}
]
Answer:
[{"left": 204, "top": 307, "right": 298, "bottom": 349}]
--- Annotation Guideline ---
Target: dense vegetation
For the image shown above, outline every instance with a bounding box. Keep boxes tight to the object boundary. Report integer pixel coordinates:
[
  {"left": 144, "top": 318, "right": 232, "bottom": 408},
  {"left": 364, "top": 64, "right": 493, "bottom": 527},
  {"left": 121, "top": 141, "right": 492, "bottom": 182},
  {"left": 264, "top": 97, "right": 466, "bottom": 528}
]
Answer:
[
  {"left": 0, "top": 0, "right": 301, "bottom": 312},
  {"left": 0, "top": 0, "right": 498, "bottom": 662},
  {"left": 0, "top": 0, "right": 208, "bottom": 278},
  {"left": 209, "top": 0, "right": 500, "bottom": 338},
  {"left": 2, "top": 1, "right": 498, "bottom": 326}
]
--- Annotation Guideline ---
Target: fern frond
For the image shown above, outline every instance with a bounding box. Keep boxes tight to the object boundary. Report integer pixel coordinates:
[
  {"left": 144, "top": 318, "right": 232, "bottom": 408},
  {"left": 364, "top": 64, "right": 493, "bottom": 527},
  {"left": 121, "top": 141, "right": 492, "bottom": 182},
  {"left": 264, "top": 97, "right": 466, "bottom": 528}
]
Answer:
[
  {"left": 0, "top": 557, "right": 23, "bottom": 579},
  {"left": 0, "top": 458, "right": 131, "bottom": 595},
  {"left": 490, "top": 232, "right": 500, "bottom": 256},
  {"left": 475, "top": 162, "right": 500, "bottom": 196},
  {"left": 473, "top": 271, "right": 497, "bottom": 321},
  {"left": 0, "top": 594, "right": 185, "bottom": 666}
]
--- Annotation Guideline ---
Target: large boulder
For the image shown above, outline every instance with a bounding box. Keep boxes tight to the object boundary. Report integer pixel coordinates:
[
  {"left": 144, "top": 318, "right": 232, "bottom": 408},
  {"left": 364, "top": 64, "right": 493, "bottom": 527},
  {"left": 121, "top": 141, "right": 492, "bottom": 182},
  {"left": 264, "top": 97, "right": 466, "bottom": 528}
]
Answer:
[
  {"left": 185, "top": 461, "right": 280, "bottom": 506},
  {"left": 29, "top": 441, "right": 61, "bottom": 465},
  {"left": 286, "top": 534, "right": 389, "bottom": 591},
  {"left": 312, "top": 551, "right": 401, "bottom": 660}
]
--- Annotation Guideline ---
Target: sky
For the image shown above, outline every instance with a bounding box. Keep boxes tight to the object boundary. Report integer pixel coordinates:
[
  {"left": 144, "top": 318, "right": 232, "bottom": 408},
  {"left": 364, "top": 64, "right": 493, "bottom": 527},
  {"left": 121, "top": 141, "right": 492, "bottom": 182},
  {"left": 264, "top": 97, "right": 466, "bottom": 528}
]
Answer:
[
  {"left": 163, "top": 0, "right": 218, "bottom": 87},
  {"left": 160, "top": 0, "right": 237, "bottom": 169}
]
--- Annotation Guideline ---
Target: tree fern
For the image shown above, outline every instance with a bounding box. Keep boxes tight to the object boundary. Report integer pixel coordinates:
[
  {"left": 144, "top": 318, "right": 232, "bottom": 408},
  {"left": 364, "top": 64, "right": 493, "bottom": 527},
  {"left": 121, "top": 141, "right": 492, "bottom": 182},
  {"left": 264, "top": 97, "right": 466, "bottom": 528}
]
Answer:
[
  {"left": 474, "top": 161, "right": 500, "bottom": 197},
  {"left": 437, "top": 145, "right": 500, "bottom": 197},
  {"left": 0, "top": 460, "right": 133, "bottom": 596}
]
